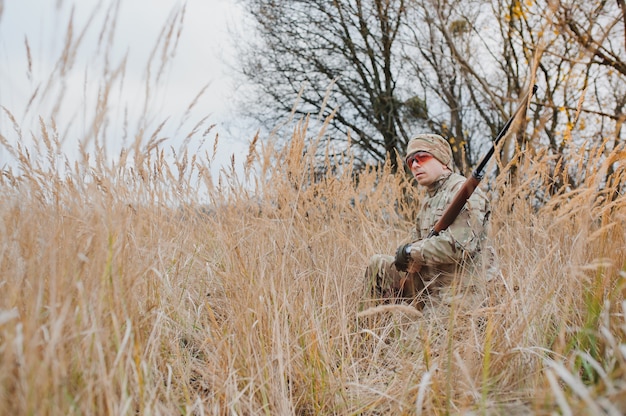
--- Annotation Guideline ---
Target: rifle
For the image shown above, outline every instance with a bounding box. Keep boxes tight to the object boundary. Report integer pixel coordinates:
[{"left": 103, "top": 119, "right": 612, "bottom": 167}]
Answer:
[
  {"left": 427, "top": 84, "right": 537, "bottom": 238},
  {"left": 398, "top": 85, "right": 537, "bottom": 297}
]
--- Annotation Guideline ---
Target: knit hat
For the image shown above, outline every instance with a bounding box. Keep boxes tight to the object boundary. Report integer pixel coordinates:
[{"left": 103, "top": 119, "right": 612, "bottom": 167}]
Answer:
[{"left": 405, "top": 133, "right": 453, "bottom": 169}]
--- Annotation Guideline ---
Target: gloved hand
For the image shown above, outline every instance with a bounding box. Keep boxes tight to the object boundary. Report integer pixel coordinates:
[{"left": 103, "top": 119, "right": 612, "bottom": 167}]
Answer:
[{"left": 393, "top": 243, "right": 412, "bottom": 272}]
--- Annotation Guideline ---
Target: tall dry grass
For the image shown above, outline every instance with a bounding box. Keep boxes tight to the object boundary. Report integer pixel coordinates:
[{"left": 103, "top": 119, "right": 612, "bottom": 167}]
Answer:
[
  {"left": 2, "top": 3, "right": 626, "bottom": 415},
  {"left": 1, "top": 112, "right": 626, "bottom": 414}
]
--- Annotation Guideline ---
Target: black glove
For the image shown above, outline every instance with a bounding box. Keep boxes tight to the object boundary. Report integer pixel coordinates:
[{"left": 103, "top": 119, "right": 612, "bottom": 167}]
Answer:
[{"left": 394, "top": 244, "right": 412, "bottom": 272}]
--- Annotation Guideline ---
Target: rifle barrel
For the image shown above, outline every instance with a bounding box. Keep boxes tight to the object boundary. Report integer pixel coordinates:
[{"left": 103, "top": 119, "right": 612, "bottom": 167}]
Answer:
[{"left": 473, "top": 84, "right": 538, "bottom": 180}]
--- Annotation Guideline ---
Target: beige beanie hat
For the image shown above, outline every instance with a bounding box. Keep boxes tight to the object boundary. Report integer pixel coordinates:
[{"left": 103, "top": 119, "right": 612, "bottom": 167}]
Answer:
[{"left": 405, "top": 133, "right": 453, "bottom": 169}]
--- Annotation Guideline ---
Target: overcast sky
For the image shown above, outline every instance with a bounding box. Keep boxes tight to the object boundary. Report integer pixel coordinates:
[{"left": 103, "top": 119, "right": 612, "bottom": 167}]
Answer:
[{"left": 0, "top": 0, "right": 253, "bottom": 176}]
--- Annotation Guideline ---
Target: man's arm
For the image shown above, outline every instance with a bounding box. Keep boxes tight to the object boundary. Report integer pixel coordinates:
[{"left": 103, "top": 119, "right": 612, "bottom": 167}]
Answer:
[{"left": 407, "top": 190, "right": 489, "bottom": 267}]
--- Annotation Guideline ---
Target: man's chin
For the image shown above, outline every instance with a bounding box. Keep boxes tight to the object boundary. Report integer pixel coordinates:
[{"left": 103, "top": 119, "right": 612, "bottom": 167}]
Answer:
[{"left": 415, "top": 177, "right": 432, "bottom": 186}]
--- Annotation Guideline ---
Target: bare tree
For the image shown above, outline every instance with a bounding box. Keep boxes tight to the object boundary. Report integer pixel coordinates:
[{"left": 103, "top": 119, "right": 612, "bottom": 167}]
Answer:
[
  {"left": 239, "top": 0, "right": 415, "bottom": 171},
  {"left": 238, "top": 0, "right": 626, "bottom": 192},
  {"left": 469, "top": 0, "right": 626, "bottom": 197},
  {"left": 548, "top": 0, "right": 626, "bottom": 142},
  {"left": 401, "top": 0, "right": 536, "bottom": 174},
  {"left": 405, "top": 0, "right": 625, "bottom": 177}
]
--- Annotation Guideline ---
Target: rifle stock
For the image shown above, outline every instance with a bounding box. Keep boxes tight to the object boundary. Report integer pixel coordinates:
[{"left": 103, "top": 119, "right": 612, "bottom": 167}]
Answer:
[{"left": 429, "top": 176, "right": 480, "bottom": 237}]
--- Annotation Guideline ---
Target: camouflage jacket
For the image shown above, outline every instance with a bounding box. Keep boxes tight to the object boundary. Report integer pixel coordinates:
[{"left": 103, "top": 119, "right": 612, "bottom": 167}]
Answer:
[{"left": 408, "top": 171, "right": 490, "bottom": 290}]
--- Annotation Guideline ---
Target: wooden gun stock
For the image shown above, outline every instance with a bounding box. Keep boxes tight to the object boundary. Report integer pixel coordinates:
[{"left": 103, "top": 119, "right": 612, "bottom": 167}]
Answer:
[{"left": 429, "top": 175, "right": 480, "bottom": 237}]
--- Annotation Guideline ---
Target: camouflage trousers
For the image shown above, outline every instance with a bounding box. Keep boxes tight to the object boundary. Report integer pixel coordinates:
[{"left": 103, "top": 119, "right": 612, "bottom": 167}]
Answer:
[
  {"left": 363, "top": 254, "right": 429, "bottom": 308},
  {"left": 363, "top": 254, "right": 490, "bottom": 312}
]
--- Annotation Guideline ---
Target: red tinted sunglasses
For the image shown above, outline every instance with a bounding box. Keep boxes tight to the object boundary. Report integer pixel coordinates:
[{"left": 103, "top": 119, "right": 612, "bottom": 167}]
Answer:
[{"left": 406, "top": 151, "right": 434, "bottom": 167}]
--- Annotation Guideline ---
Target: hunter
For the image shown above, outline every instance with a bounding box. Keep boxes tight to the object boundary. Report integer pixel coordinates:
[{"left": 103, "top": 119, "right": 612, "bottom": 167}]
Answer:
[{"left": 365, "top": 133, "right": 491, "bottom": 310}]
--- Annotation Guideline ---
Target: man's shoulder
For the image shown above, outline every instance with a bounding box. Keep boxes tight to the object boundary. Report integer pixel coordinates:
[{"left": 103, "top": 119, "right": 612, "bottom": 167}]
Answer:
[
  {"left": 441, "top": 172, "right": 467, "bottom": 192},
  {"left": 440, "top": 173, "right": 489, "bottom": 206}
]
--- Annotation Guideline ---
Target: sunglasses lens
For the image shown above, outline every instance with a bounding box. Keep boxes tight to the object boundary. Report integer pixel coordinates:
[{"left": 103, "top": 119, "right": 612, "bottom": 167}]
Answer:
[{"left": 407, "top": 152, "right": 433, "bottom": 166}]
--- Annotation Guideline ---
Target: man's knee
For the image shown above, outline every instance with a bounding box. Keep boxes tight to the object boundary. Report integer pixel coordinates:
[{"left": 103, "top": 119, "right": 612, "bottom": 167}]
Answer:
[{"left": 365, "top": 254, "right": 405, "bottom": 298}]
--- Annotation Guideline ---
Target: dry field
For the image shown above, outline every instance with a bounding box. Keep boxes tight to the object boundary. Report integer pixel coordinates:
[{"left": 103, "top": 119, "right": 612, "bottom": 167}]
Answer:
[
  {"left": 1, "top": 112, "right": 626, "bottom": 415},
  {"left": 2, "top": 3, "right": 626, "bottom": 414}
]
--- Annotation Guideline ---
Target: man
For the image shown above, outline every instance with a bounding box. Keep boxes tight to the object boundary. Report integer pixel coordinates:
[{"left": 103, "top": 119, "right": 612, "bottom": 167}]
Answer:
[{"left": 365, "top": 133, "right": 491, "bottom": 310}]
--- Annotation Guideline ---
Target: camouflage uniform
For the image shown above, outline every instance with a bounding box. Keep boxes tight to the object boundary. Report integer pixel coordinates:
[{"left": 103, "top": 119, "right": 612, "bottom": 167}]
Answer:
[{"left": 365, "top": 134, "right": 491, "bottom": 310}]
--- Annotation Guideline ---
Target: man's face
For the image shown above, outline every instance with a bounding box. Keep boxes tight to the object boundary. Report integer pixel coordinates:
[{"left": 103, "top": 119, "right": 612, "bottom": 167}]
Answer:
[{"left": 406, "top": 151, "right": 448, "bottom": 187}]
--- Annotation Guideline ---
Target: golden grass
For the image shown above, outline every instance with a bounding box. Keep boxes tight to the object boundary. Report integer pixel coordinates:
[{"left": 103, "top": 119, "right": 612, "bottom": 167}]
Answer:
[
  {"left": 2, "top": 4, "right": 626, "bottom": 414},
  {"left": 1, "top": 113, "right": 626, "bottom": 414}
]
